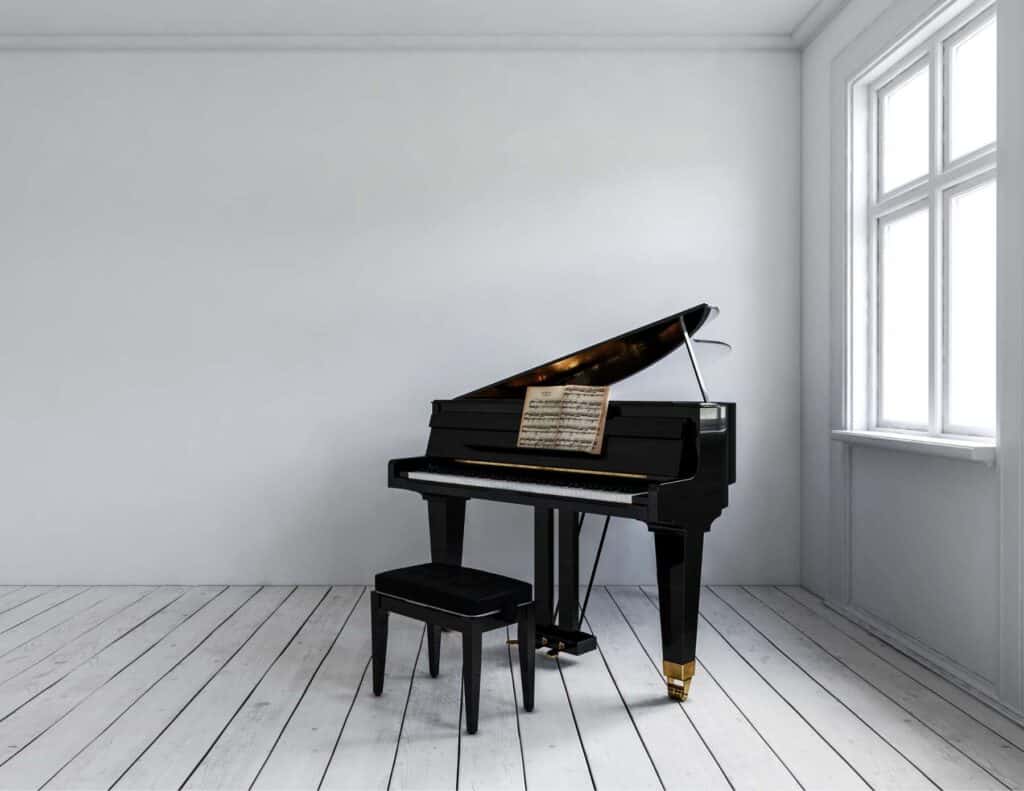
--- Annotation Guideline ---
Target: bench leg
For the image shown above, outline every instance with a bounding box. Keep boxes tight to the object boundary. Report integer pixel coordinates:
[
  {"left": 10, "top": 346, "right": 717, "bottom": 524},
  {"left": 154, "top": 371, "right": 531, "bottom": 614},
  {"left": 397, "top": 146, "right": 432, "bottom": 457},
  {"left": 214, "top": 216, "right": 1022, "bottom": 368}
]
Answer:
[
  {"left": 427, "top": 624, "right": 442, "bottom": 678},
  {"left": 371, "top": 592, "right": 388, "bottom": 696},
  {"left": 517, "top": 604, "right": 535, "bottom": 712},
  {"left": 462, "top": 624, "right": 482, "bottom": 734}
]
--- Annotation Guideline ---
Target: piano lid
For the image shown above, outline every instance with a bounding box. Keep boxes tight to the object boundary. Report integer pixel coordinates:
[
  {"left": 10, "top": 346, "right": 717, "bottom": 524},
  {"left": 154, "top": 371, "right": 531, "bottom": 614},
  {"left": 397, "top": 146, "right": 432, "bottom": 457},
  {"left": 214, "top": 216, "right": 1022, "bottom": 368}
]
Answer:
[{"left": 461, "top": 303, "right": 717, "bottom": 399}]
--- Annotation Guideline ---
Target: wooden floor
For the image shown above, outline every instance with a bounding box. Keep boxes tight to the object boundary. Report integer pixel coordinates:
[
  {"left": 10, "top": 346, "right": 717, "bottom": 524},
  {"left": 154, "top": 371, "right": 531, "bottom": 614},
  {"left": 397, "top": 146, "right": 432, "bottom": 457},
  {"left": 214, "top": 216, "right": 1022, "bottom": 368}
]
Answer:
[{"left": 0, "top": 585, "right": 1021, "bottom": 790}]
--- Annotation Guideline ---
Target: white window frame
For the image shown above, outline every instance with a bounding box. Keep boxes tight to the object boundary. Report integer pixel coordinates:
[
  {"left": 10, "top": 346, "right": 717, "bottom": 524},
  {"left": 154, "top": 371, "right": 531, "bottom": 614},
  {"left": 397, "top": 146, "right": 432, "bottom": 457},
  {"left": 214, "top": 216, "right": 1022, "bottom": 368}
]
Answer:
[
  {"left": 829, "top": 0, "right": 1024, "bottom": 714},
  {"left": 851, "top": 0, "right": 997, "bottom": 444}
]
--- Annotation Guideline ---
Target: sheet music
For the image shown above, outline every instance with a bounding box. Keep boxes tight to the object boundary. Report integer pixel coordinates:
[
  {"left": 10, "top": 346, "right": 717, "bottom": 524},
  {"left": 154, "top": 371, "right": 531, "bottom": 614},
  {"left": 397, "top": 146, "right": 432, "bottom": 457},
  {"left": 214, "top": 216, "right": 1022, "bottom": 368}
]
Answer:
[{"left": 516, "top": 385, "right": 610, "bottom": 455}]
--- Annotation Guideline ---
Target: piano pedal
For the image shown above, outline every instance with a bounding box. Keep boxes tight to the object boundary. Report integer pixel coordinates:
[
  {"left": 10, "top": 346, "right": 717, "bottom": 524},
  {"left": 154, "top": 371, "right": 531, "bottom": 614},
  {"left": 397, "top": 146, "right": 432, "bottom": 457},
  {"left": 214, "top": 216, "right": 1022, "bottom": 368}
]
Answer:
[
  {"left": 535, "top": 635, "right": 558, "bottom": 658},
  {"left": 536, "top": 627, "right": 596, "bottom": 656},
  {"left": 506, "top": 639, "right": 518, "bottom": 646}
]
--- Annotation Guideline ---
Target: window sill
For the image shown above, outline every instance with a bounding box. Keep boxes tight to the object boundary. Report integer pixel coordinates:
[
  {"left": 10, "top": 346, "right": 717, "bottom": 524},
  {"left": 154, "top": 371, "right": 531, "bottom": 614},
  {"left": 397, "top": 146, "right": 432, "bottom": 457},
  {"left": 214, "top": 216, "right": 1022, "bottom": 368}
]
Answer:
[{"left": 831, "top": 429, "right": 996, "bottom": 464}]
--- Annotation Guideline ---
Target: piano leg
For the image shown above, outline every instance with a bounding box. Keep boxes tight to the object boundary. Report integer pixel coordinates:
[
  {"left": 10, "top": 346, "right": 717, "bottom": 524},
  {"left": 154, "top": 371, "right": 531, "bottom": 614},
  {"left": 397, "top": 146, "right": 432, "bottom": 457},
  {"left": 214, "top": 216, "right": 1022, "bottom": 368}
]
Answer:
[
  {"left": 558, "top": 509, "right": 580, "bottom": 630},
  {"left": 533, "top": 508, "right": 595, "bottom": 655},
  {"left": 652, "top": 527, "right": 704, "bottom": 701},
  {"left": 534, "top": 508, "right": 554, "bottom": 629},
  {"left": 426, "top": 495, "right": 467, "bottom": 566}
]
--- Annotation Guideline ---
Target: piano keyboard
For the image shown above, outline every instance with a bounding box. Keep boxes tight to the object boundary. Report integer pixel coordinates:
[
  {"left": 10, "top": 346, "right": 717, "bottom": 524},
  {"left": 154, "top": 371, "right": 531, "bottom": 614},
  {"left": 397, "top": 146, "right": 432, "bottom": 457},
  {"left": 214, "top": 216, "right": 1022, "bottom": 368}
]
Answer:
[{"left": 406, "top": 471, "right": 645, "bottom": 504}]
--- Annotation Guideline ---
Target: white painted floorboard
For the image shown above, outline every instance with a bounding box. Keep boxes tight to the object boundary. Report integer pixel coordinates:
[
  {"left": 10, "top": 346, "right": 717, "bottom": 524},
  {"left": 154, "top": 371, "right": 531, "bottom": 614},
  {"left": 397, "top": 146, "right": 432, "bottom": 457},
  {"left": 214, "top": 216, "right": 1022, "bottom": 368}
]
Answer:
[
  {"left": 557, "top": 621, "right": 662, "bottom": 790},
  {"left": 457, "top": 629, "right": 524, "bottom": 791},
  {"left": 582, "top": 588, "right": 729, "bottom": 791},
  {"left": 388, "top": 627, "right": 462, "bottom": 791},
  {"left": 0, "top": 588, "right": 185, "bottom": 703},
  {"left": 510, "top": 629, "right": 591, "bottom": 790},
  {"left": 0, "top": 589, "right": 87, "bottom": 635},
  {"left": 607, "top": 587, "right": 801, "bottom": 791},
  {"left": 0, "top": 587, "right": 215, "bottom": 767},
  {"left": 37, "top": 586, "right": 266, "bottom": 790},
  {"left": 778, "top": 585, "right": 1024, "bottom": 754},
  {"left": 0, "top": 589, "right": 103, "bottom": 656},
  {"left": 0, "top": 586, "right": 1020, "bottom": 791},
  {"left": 320, "top": 613, "right": 423, "bottom": 791},
  {"left": 114, "top": 587, "right": 325, "bottom": 790},
  {"left": 640, "top": 588, "right": 870, "bottom": 791},
  {"left": 743, "top": 586, "right": 1023, "bottom": 789},
  {"left": 253, "top": 590, "right": 371, "bottom": 790},
  {"left": 0, "top": 587, "right": 153, "bottom": 686},
  {"left": 0, "top": 589, "right": 59, "bottom": 618},
  {"left": 184, "top": 587, "right": 362, "bottom": 791},
  {"left": 702, "top": 588, "right": 947, "bottom": 790},
  {"left": 713, "top": 586, "right": 1003, "bottom": 790},
  {"left": 3, "top": 586, "right": 261, "bottom": 790}
]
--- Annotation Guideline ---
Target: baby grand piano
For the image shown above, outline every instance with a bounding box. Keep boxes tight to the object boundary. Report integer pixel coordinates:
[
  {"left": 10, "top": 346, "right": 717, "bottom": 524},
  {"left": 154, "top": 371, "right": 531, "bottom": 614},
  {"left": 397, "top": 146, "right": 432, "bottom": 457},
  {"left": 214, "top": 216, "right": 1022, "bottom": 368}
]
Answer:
[{"left": 388, "top": 303, "right": 735, "bottom": 701}]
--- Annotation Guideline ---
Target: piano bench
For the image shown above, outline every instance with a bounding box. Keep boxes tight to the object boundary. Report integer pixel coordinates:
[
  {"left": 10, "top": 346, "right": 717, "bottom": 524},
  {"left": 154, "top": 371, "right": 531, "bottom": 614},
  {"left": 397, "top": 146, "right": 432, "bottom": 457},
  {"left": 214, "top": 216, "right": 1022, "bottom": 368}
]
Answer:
[{"left": 371, "top": 563, "right": 535, "bottom": 734}]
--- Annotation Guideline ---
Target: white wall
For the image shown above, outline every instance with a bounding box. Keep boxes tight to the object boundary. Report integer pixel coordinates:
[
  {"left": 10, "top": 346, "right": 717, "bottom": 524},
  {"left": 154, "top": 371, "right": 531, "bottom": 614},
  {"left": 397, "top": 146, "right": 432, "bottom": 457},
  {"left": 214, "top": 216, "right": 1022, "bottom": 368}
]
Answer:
[
  {"left": 0, "top": 48, "right": 801, "bottom": 585},
  {"left": 802, "top": 0, "right": 1023, "bottom": 709},
  {"left": 848, "top": 447, "right": 999, "bottom": 684},
  {"left": 801, "top": 0, "right": 896, "bottom": 597}
]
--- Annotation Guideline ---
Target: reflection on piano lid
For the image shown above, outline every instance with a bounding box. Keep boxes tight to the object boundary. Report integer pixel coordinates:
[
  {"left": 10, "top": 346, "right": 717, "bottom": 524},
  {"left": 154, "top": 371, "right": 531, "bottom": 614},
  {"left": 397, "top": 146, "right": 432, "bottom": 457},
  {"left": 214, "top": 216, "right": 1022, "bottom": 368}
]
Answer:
[{"left": 461, "top": 303, "right": 719, "bottom": 399}]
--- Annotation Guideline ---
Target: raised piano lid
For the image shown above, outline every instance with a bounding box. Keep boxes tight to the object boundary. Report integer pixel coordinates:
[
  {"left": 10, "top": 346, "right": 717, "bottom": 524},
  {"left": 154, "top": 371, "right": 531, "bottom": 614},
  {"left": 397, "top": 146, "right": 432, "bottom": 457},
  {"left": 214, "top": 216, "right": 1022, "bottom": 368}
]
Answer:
[{"left": 461, "top": 303, "right": 718, "bottom": 399}]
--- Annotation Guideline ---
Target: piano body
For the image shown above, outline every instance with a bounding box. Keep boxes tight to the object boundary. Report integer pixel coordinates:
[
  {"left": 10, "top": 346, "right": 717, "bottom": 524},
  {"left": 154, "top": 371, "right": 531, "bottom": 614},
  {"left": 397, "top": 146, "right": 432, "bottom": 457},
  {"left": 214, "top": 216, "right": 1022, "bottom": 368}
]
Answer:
[{"left": 388, "top": 304, "right": 735, "bottom": 701}]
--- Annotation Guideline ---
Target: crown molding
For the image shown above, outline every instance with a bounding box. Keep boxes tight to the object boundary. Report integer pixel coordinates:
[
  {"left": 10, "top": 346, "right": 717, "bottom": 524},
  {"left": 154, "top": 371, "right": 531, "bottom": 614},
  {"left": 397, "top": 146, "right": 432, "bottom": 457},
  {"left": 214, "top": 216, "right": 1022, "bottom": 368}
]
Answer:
[
  {"left": 790, "top": 0, "right": 853, "bottom": 47},
  {"left": 0, "top": 32, "right": 798, "bottom": 51}
]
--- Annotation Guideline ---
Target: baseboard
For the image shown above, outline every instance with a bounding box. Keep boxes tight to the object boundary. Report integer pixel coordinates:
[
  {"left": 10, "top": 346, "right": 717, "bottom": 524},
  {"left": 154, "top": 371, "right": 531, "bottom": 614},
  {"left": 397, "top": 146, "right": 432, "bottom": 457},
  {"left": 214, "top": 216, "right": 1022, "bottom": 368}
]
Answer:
[{"left": 826, "top": 598, "right": 1024, "bottom": 727}]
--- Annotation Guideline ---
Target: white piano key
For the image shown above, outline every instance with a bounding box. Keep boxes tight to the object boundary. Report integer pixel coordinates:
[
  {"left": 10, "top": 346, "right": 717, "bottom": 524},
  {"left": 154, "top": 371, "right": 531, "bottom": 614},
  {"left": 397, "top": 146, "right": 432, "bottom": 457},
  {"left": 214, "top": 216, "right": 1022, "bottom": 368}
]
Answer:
[{"left": 405, "top": 471, "right": 643, "bottom": 504}]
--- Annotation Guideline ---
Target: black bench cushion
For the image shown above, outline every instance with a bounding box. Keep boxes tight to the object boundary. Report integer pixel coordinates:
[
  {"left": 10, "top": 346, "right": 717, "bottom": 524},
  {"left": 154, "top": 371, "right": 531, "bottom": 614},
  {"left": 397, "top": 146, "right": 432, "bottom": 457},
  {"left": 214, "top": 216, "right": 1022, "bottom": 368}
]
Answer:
[{"left": 375, "top": 563, "right": 532, "bottom": 617}]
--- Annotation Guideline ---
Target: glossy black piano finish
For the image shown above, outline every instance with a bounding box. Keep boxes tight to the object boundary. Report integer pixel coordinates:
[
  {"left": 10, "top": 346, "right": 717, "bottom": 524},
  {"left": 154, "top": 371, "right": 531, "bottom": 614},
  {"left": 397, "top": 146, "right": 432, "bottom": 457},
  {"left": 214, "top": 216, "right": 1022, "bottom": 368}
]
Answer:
[
  {"left": 387, "top": 304, "right": 736, "bottom": 701},
  {"left": 462, "top": 304, "right": 717, "bottom": 399},
  {"left": 389, "top": 401, "right": 734, "bottom": 518}
]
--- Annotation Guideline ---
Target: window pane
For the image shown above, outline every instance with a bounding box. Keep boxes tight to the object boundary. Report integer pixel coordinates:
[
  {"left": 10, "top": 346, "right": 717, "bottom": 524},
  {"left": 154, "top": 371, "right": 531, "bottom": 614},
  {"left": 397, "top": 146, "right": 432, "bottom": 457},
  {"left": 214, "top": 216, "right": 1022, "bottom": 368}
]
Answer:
[
  {"left": 880, "top": 65, "right": 930, "bottom": 194},
  {"left": 878, "top": 208, "right": 930, "bottom": 426},
  {"left": 948, "top": 16, "right": 997, "bottom": 161},
  {"left": 948, "top": 179, "right": 996, "bottom": 434}
]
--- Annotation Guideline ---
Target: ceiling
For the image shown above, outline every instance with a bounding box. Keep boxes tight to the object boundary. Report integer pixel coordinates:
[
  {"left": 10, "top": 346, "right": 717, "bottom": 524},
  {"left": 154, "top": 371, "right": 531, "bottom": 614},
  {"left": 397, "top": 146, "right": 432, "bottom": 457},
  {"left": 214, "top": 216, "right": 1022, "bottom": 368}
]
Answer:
[{"left": 0, "top": 0, "right": 837, "bottom": 42}]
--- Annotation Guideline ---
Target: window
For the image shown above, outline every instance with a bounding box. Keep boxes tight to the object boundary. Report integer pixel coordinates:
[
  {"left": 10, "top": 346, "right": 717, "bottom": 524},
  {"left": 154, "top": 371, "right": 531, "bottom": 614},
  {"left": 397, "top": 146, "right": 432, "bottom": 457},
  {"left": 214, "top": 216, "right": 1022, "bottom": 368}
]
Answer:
[{"left": 853, "top": 2, "right": 996, "bottom": 440}]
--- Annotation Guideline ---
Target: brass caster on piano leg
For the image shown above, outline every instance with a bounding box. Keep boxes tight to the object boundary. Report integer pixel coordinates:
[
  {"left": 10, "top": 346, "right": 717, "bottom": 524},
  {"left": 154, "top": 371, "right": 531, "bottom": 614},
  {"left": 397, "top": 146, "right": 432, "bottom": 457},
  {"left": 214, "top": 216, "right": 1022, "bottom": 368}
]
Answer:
[{"left": 664, "top": 660, "right": 695, "bottom": 701}]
